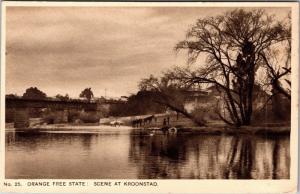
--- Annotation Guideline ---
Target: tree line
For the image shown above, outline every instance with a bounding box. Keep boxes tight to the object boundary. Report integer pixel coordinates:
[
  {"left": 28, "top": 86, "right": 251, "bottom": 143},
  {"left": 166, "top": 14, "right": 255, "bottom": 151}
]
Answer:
[{"left": 6, "top": 87, "right": 95, "bottom": 102}]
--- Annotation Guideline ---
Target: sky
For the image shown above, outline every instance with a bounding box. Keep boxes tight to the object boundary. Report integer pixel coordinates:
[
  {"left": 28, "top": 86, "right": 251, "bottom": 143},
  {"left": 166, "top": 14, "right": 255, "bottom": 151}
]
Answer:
[{"left": 5, "top": 6, "right": 290, "bottom": 98}]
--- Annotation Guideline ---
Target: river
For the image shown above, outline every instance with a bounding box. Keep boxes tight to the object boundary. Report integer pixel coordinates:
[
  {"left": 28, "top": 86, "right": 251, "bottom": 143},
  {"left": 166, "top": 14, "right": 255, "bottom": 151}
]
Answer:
[{"left": 5, "top": 127, "right": 290, "bottom": 179}]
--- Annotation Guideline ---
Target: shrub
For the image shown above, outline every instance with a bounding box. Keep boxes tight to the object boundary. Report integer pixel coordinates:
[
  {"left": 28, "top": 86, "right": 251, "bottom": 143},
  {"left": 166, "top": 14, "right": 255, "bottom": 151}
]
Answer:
[
  {"left": 79, "top": 111, "right": 100, "bottom": 123},
  {"left": 67, "top": 110, "right": 80, "bottom": 122},
  {"left": 190, "top": 106, "right": 209, "bottom": 125},
  {"left": 43, "top": 112, "right": 56, "bottom": 124}
]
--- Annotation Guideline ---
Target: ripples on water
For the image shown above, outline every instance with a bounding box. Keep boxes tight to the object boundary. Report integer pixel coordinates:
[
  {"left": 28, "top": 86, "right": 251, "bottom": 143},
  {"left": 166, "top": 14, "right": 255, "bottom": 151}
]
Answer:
[{"left": 5, "top": 128, "right": 290, "bottom": 179}]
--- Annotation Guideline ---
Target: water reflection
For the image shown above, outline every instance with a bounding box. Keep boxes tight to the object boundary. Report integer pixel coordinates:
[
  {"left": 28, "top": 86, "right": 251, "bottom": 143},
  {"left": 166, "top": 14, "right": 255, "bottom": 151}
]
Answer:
[
  {"left": 5, "top": 129, "right": 289, "bottom": 179},
  {"left": 128, "top": 133, "right": 290, "bottom": 179},
  {"left": 6, "top": 131, "right": 136, "bottom": 179},
  {"left": 6, "top": 132, "right": 95, "bottom": 152}
]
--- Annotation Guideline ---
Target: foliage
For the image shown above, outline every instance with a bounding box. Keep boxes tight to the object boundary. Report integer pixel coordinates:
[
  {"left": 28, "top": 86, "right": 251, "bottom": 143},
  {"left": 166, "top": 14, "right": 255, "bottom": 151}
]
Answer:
[
  {"left": 138, "top": 73, "right": 206, "bottom": 126},
  {"left": 79, "top": 111, "right": 100, "bottom": 123},
  {"left": 55, "top": 94, "right": 70, "bottom": 101},
  {"left": 79, "top": 88, "right": 94, "bottom": 102},
  {"left": 43, "top": 112, "right": 57, "bottom": 124},
  {"left": 22, "top": 87, "right": 47, "bottom": 100},
  {"left": 67, "top": 110, "right": 80, "bottom": 122},
  {"left": 109, "top": 91, "right": 167, "bottom": 117},
  {"left": 6, "top": 94, "right": 19, "bottom": 99},
  {"left": 42, "top": 109, "right": 100, "bottom": 124}
]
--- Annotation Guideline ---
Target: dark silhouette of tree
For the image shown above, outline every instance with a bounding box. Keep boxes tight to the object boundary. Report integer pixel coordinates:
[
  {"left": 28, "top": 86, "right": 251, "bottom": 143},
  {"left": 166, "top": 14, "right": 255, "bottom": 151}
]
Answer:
[
  {"left": 109, "top": 90, "right": 167, "bottom": 117},
  {"left": 138, "top": 74, "right": 207, "bottom": 126},
  {"left": 6, "top": 94, "right": 19, "bottom": 99},
  {"left": 55, "top": 94, "right": 70, "bottom": 101},
  {"left": 79, "top": 88, "right": 94, "bottom": 102},
  {"left": 22, "top": 87, "right": 47, "bottom": 100},
  {"left": 175, "top": 9, "right": 290, "bottom": 126}
]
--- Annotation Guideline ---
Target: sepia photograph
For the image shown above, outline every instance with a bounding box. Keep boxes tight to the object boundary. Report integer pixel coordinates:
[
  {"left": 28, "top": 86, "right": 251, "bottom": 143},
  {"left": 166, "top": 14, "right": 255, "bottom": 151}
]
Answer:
[{"left": 2, "top": 2, "right": 297, "bottom": 184}]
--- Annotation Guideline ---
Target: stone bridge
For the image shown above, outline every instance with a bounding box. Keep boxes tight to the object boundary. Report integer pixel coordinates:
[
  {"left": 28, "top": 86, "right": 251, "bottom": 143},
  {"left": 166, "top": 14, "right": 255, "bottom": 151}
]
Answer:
[
  {"left": 6, "top": 97, "right": 98, "bottom": 128},
  {"left": 6, "top": 97, "right": 97, "bottom": 110}
]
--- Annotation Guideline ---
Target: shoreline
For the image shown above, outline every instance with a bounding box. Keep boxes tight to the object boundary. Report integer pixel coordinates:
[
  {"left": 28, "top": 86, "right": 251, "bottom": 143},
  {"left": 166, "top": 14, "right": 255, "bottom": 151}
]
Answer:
[{"left": 5, "top": 123, "right": 290, "bottom": 135}]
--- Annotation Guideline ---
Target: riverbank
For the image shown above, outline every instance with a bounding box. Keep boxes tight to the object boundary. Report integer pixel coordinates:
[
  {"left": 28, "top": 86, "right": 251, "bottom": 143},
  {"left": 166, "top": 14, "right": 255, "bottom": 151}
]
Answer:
[
  {"left": 5, "top": 123, "right": 132, "bottom": 132},
  {"left": 6, "top": 123, "right": 290, "bottom": 135}
]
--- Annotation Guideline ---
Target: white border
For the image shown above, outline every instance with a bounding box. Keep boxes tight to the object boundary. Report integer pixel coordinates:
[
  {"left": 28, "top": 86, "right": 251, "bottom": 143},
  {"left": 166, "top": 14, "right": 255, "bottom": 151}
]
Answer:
[{"left": 0, "top": 2, "right": 298, "bottom": 193}]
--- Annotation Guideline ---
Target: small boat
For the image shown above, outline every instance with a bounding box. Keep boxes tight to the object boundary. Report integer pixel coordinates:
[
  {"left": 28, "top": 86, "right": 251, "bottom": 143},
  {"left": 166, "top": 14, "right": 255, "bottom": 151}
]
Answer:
[{"left": 168, "top": 127, "right": 178, "bottom": 133}]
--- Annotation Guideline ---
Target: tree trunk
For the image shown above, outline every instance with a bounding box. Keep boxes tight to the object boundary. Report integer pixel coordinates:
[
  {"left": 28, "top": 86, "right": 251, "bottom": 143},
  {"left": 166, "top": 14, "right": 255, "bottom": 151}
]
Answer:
[
  {"left": 244, "top": 64, "right": 255, "bottom": 125},
  {"left": 240, "top": 41, "right": 256, "bottom": 126},
  {"left": 154, "top": 100, "right": 207, "bottom": 127},
  {"left": 272, "top": 79, "right": 291, "bottom": 100}
]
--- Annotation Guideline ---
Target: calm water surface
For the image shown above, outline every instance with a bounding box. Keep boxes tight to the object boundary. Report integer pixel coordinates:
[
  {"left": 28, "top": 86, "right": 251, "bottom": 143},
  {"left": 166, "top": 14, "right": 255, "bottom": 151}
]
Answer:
[{"left": 5, "top": 127, "right": 290, "bottom": 179}]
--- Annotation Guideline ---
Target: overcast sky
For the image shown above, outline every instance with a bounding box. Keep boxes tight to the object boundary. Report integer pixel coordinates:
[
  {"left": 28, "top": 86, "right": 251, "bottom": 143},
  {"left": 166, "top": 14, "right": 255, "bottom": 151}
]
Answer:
[{"left": 5, "top": 6, "right": 289, "bottom": 98}]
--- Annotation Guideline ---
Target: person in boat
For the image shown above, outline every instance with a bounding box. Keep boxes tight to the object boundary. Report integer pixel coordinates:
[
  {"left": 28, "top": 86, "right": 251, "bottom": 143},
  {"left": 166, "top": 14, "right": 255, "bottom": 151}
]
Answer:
[{"left": 163, "top": 118, "right": 167, "bottom": 126}]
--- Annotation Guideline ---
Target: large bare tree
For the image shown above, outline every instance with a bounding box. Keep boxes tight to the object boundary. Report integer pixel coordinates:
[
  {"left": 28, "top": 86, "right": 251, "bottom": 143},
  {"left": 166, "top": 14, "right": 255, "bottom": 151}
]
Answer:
[{"left": 175, "top": 9, "right": 290, "bottom": 126}]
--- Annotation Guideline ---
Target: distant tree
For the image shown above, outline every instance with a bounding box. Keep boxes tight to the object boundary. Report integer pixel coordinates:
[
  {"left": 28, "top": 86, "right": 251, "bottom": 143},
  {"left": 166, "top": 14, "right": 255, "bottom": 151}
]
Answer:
[
  {"left": 55, "top": 94, "right": 70, "bottom": 101},
  {"left": 79, "top": 88, "right": 94, "bottom": 102},
  {"left": 6, "top": 94, "right": 19, "bottom": 99},
  {"left": 22, "top": 87, "right": 47, "bottom": 100}
]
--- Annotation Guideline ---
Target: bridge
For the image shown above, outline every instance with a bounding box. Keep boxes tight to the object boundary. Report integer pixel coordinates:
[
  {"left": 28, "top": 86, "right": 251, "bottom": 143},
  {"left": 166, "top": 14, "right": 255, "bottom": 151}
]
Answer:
[
  {"left": 5, "top": 97, "right": 98, "bottom": 128},
  {"left": 6, "top": 97, "right": 97, "bottom": 110}
]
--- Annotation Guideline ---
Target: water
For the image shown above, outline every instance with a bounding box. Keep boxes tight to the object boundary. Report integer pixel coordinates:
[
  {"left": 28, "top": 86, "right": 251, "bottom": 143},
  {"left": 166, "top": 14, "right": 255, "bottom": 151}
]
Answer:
[{"left": 5, "top": 127, "right": 290, "bottom": 179}]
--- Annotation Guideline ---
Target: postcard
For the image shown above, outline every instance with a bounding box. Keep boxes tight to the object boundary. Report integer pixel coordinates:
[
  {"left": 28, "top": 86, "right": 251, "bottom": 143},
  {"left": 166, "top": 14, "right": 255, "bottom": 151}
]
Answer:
[{"left": 0, "top": 1, "right": 298, "bottom": 193}]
